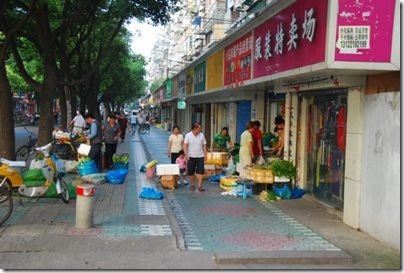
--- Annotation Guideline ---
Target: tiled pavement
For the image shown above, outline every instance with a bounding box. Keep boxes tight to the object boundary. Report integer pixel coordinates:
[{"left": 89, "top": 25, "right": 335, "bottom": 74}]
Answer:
[
  {"left": 140, "top": 126, "right": 347, "bottom": 259},
  {"left": 0, "top": 125, "right": 352, "bottom": 265}
]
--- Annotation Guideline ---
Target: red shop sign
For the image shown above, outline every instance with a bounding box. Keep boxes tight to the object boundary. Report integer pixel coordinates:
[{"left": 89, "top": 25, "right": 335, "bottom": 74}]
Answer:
[
  {"left": 224, "top": 32, "right": 253, "bottom": 86},
  {"left": 253, "top": 0, "right": 328, "bottom": 79}
]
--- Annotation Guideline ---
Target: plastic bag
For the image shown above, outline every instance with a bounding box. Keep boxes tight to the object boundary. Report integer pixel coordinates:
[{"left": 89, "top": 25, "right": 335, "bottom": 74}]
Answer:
[
  {"left": 51, "top": 154, "right": 66, "bottom": 174},
  {"left": 77, "top": 160, "right": 99, "bottom": 176},
  {"left": 272, "top": 184, "right": 292, "bottom": 199},
  {"left": 139, "top": 187, "right": 164, "bottom": 200},
  {"left": 291, "top": 186, "right": 305, "bottom": 199},
  {"left": 64, "top": 160, "right": 79, "bottom": 173},
  {"left": 106, "top": 169, "right": 128, "bottom": 184},
  {"left": 113, "top": 163, "right": 129, "bottom": 170},
  {"left": 23, "top": 168, "right": 45, "bottom": 181},
  {"left": 29, "top": 158, "right": 46, "bottom": 170},
  {"left": 256, "top": 156, "right": 265, "bottom": 164},
  {"left": 139, "top": 164, "right": 146, "bottom": 172},
  {"left": 82, "top": 173, "right": 106, "bottom": 184}
]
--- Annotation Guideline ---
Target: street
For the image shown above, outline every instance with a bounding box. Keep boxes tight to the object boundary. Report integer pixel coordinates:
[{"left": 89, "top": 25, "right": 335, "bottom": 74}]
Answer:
[{"left": 0, "top": 126, "right": 399, "bottom": 270}]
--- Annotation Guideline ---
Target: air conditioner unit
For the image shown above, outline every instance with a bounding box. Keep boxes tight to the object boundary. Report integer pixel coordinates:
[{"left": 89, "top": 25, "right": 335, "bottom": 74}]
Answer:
[{"left": 235, "top": 4, "right": 245, "bottom": 12}]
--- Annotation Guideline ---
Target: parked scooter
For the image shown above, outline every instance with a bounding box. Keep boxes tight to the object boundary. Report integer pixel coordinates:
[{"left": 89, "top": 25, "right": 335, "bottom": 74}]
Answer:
[{"left": 0, "top": 142, "right": 70, "bottom": 203}]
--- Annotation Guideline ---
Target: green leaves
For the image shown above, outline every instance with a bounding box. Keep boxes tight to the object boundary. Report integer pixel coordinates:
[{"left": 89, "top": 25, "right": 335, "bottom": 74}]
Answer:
[{"left": 269, "top": 159, "right": 297, "bottom": 180}]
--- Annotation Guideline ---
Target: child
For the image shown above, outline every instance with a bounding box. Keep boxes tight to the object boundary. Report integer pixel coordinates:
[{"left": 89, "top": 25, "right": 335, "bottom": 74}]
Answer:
[{"left": 175, "top": 150, "right": 188, "bottom": 185}]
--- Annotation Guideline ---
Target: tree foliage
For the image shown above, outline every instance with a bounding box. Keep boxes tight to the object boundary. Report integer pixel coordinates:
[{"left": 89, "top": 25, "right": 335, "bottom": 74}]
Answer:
[{"left": 0, "top": 0, "right": 178, "bottom": 157}]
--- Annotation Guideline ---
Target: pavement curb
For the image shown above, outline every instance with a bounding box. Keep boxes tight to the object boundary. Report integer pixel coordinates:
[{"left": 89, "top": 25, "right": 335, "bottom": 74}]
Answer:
[
  {"left": 213, "top": 250, "right": 353, "bottom": 265},
  {"left": 138, "top": 129, "right": 186, "bottom": 251}
]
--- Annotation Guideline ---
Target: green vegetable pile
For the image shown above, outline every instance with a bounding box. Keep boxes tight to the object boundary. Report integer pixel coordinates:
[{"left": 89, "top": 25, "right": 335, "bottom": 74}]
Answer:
[
  {"left": 113, "top": 153, "right": 129, "bottom": 165},
  {"left": 78, "top": 156, "right": 92, "bottom": 165}
]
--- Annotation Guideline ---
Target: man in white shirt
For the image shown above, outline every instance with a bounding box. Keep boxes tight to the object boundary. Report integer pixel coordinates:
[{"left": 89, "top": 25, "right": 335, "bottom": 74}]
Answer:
[
  {"left": 183, "top": 122, "right": 207, "bottom": 192},
  {"left": 129, "top": 111, "right": 137, "bottom": 135},
  {"left": 69, "top": 111, "right": 86, "bottom": 135}
]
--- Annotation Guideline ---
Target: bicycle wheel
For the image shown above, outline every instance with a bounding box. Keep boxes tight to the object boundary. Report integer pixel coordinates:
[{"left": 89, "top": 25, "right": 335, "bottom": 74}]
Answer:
[
  {"left": 0, "top": 176, "right": 12, "bottom": 193},
  {"left": 0, "top": 187, "right": 13, "bottom": 226},
  {"left": 16, "top": 145, "right": 30, "bottom": 161},
  {"left": 57, "top": 177, "right": 70, "bottom": 204},
  {"left": 139, "top": 125, "right": 147, "bottom": 134}
]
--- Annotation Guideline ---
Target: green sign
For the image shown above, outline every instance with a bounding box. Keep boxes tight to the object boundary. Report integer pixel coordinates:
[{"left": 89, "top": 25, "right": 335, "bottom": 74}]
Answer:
[{"left": 177, "top": 99, "right": 186, "bottom": 110}]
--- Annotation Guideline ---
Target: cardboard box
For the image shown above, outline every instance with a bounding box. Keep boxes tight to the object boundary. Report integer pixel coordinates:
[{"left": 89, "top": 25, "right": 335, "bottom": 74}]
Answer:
[
  {"left": 160, "top": 175, "right": 178, "bottom": 190},
  {"left": 156, "top": 164, "right": 180, "bottom": 175}
]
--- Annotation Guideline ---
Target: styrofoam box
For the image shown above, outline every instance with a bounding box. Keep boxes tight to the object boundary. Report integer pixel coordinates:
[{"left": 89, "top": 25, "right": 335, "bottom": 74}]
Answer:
[
  {"left": 156, "top": 164, "right": 180, "bottom": 175},
  {"left": 204, "top": 164, "right": 215, "bottom": 170}
]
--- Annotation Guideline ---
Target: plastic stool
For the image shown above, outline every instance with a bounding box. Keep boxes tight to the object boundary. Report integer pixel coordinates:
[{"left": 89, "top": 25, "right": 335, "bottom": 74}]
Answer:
[{"left": 236, "top": 180, "right": 253, "bottom": 199}]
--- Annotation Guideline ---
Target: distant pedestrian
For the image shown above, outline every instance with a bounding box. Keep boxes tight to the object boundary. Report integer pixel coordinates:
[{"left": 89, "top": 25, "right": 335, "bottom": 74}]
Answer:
[
  {"left": 84, "top": 113, "right": 103, "bottom": 172},
  {"left": 183, "top": 122, "right": 207, "bottom": 192},
  {"left": 129, "top": 111, "right": 138, "bottom": 135},
  {"left": 102, "top": 113, "right": 121, "bottom": 169},
  {"left": 167, "top": 125, "right": 184, "bottom": 164},
  {"left": 117, "top": 112, "right": 128, "bottom": 142},
  {"left": 69, "top": 110, "right": 86, "bottom": 135},
  {"left": 237, "top": 121, "right": 254, "bottom": 178}
]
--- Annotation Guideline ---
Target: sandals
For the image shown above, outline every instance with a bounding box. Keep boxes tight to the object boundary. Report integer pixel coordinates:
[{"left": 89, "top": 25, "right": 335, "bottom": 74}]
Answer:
[{"left": 190, "top": 185, "right": 205, "bottom": 192}]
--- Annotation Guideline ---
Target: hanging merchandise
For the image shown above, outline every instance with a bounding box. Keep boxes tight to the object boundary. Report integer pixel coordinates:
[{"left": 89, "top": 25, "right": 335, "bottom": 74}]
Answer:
[{"left": 336, "top": 105, "right": 347, "bottom": 152}]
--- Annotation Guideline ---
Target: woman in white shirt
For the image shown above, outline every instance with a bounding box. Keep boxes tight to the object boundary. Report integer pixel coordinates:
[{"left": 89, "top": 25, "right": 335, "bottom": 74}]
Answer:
[{"left": 167, "top": 125, "right": 184, "bottom": 164}]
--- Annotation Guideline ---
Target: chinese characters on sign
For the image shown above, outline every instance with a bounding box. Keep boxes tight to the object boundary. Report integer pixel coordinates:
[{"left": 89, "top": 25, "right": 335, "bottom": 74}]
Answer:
[
  {"left": 224, "top": 32, "right": 253, "bottom": 86},
  {"left": 335, "top": 0, "right": 395, "bottom": 62},
  {"left": 254, "top": 8, "right": 317, "bottom": 62},
  {"left": 338, "top": 26, "right": 370, "bottom": 49},
  {"left": 253, "top": 0, "right": 327, "bottom": 79}
]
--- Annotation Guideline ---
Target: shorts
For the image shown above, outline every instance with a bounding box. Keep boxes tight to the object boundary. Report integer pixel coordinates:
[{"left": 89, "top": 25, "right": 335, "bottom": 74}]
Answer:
[
  {"left": 179, "top": 168, "right": 186, "bottom": 174},
  {"left": 187, "top": 157, "right": 204, "bottom": 175}
]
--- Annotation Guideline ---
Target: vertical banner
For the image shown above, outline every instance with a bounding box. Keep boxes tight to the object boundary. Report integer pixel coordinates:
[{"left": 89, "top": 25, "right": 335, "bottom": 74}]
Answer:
[
  {"left": 186, "top": 68, "right": 194, "bottom": 95},
  {"left": 224, "top": 32, "right": 253, "bottom": 86},
  {"left": 166, "top": 79, "right": 172, "bottom": 99},
  {"left": 207, "top": 50, "right": 224, "bottom": 90},
  {"left": 194, "top": 61, "right": 206, "bottom": 93},
  {"left": 178, "top": 72, "right": 186, "bottom": 99}
]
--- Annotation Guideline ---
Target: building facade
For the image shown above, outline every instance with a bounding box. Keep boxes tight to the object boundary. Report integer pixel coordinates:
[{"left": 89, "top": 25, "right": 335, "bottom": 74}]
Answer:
[{"left": 145, "top": 0, "right": 400, "bottom": 250}]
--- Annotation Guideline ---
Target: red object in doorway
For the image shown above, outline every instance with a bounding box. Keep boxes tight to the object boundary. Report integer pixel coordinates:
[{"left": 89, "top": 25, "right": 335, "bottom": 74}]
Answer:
[{"left": 336, "top": 105, "right": 347, "bottom": 152}]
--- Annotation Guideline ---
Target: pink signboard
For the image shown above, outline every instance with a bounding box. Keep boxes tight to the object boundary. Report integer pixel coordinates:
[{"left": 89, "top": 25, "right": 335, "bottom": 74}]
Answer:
[
  {"left": 224, "top": 32, "right": 253, "bottom": 86},
  {"left": 253, "top": 0, "right": 328, "bottom": 79},
  {"left": 335, "top": 0, "right": 395, "bottom": 62}
]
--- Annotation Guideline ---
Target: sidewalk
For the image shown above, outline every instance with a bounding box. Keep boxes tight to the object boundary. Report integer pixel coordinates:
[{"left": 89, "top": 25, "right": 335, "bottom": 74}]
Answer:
[
  {"left": 0, "top": 126, "right": 399, "bottom": 269},
  {"left": 145, "top": 126, "right": 400, "bottom": 269}
]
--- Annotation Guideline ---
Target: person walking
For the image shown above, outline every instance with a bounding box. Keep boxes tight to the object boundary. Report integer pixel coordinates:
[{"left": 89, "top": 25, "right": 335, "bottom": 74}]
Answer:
[
  {"left": 167, "top": 125, "right": 184, "bottom": 164},
  {"left": 175, "top": 150, "right": 188, "bottom": 185},
  {"left": 251, "top": 120, "right": 263, "bottom": 163},
  {"left": 129, "top": 111, "right": 138, "bottom": 135},
  {"left": 237, "top": 121, "right": 255, "bottom": 178},
  {"left": 84, "top": 113, "right": 103, "bottom": 172},
  {"left": 69, "top": 110, "right": 86, "bottom": 135},
  {"left": 102, "top": 113, "right": 121, "bottom": 170},
  {"left": 117, "top": 112, "right": 128, "bottom": 142},
  {"left": 183, "top": 122, "right": 207, "bottom": 192}
]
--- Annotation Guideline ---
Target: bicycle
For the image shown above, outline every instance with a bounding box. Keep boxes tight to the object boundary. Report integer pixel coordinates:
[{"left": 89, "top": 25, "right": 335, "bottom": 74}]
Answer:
[
  {"left": 0, "top": 142, "right": 70, "bottom": 207},
  {"left": 16, "top": 127, "right": 37, "bottom": 162},
  {"left": 0, "top": 187, "right": 13, "bottom": 226},
  {"left": 138, "top": 122, "right": 150, "bottom": 134}
]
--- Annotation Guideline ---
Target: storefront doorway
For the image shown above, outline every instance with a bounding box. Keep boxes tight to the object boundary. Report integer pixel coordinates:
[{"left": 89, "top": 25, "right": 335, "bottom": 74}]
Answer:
[{"left": 305, "top": 90, "right": 347, "bottom": 209}]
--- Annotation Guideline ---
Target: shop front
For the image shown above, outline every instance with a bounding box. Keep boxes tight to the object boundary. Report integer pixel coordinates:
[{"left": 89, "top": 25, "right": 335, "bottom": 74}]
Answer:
[{"left": 300, "top": 89, "right": 347, "bottom": 209}]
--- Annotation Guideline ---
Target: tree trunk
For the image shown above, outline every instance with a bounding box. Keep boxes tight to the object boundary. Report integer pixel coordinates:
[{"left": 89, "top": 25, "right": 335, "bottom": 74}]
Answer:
[
  {"left": 59, "top": 85, "right": 68, "bottom": 130},
  {"left": 0, "top": 64, "right": 16, "bottom": 159}
]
